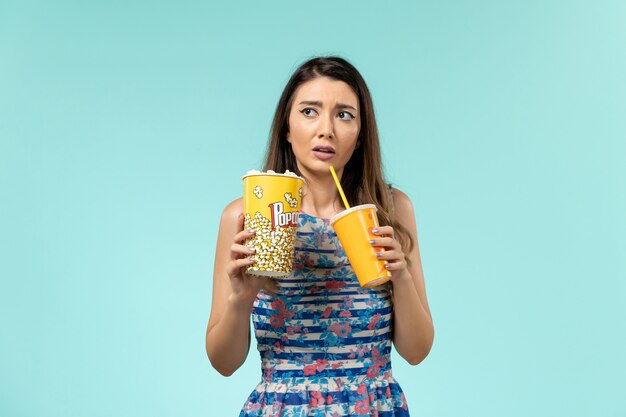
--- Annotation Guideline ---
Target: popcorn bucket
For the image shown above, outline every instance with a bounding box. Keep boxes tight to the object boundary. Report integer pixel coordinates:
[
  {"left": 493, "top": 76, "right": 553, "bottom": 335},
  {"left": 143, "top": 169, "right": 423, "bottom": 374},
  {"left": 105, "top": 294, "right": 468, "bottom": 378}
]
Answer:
[{"left": 242, "top": 171, "right": 305, "bottom": 277}]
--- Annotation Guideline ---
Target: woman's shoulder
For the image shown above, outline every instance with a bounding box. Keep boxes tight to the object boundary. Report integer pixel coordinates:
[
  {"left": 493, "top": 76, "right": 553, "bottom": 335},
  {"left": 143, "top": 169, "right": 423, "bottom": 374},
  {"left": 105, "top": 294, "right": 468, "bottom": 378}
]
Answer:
[
  {"left": 220, "top": 197, "right": 243, "bottom": 223},
  {"left": 389, "top": 186, "right": 415, "bottom": 218}
]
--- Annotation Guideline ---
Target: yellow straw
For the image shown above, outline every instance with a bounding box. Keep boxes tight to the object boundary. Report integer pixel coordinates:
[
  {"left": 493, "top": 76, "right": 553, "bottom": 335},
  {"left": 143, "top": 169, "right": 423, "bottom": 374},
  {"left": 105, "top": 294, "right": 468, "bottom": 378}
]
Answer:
[{"left": 329, "top": 166, "right": 350, "bottom": 209}]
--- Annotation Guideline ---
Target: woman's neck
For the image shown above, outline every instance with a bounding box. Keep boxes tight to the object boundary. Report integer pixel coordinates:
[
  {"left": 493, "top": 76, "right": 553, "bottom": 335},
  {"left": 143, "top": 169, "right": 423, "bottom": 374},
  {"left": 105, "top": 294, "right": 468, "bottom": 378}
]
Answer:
[{"left": 299, "top": 172, "right": 344, "bottom": 219}]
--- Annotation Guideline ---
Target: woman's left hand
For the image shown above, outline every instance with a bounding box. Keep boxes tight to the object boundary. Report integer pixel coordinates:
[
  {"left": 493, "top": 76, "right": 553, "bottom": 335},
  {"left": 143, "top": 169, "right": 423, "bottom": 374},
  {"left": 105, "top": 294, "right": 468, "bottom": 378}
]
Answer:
[{"left": 370, "top": 226, "right": 411, "bottom": 282}]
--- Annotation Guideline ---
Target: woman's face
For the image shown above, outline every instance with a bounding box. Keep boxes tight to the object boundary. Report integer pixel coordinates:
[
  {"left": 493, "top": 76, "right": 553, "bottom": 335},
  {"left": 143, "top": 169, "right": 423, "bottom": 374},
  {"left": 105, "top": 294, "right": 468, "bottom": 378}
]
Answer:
[{"left": 286, "top": 77, "right": 361, "bottom": 178}]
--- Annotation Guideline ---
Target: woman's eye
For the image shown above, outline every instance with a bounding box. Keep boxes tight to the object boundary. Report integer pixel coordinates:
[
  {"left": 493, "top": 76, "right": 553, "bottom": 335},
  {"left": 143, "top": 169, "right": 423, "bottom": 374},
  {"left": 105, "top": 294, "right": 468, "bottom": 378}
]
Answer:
[
  {"left": 300, "top": 108, "right": 318, "bottom": 117},
  {"left": 338, "top": 111, "right": 355, "bottom": 120}
]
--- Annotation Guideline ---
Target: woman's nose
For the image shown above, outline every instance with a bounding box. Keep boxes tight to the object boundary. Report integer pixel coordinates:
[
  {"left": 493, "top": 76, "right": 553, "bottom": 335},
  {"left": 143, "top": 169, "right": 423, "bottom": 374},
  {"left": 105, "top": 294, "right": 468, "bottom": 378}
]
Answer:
[{"left": 317, "top": 115, "right": 334, "bottom": 139}]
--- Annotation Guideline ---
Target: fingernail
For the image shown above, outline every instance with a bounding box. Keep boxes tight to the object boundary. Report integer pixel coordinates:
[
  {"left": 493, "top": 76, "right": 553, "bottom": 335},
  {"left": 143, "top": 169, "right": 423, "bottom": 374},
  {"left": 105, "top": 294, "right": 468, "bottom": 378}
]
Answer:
[
  {"left": 249, "top": 257, "right": 255, "bottom": 262},
  {"left": 372, "top": 228, "right": 379, "bottom": 234},
  {"left": 375, "top": 252, "right": 381, "bottom": 258},
  {"left": 385, "top": 264, "right": 391, "bottom": 269},
  {"left": 248, "top": 228, "right": 255, "bottom": 233},
  {"left": 247, "top": 246, "right": 256, "bottom": 252},
  {"left": 369, "top": 239, "right": 376, "bottom": 244}
]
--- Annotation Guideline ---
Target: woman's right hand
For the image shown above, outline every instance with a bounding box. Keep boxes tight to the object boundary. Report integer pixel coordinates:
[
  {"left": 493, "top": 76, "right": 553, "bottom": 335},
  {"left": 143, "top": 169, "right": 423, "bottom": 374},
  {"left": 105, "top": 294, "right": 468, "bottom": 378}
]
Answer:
[
  {"left": 207, "top": 201, "right": 278, "bottom": 376},
  {"left": 226, "top": 213, "right": 278, "bottom": 306}
]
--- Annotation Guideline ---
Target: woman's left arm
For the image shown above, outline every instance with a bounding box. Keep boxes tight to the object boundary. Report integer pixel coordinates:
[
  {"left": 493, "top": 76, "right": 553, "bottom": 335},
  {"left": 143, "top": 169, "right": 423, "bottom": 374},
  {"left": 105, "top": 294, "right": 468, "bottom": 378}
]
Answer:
[{"left": 371, "top": 189, "right": 434, "bottom": 365}]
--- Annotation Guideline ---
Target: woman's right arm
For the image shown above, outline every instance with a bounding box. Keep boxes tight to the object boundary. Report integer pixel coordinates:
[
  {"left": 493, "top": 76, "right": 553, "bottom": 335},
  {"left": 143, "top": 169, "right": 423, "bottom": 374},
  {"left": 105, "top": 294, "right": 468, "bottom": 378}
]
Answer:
[{"left": 205, "top": 198, "right": 275, "bottom": 376}]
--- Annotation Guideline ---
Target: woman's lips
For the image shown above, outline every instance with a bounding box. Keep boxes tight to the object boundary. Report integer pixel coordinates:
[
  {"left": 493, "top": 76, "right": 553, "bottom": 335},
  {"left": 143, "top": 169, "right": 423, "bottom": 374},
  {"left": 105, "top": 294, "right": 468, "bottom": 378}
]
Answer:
[{"left": 313, "top": 150, "right": 335, "bottom": 161}]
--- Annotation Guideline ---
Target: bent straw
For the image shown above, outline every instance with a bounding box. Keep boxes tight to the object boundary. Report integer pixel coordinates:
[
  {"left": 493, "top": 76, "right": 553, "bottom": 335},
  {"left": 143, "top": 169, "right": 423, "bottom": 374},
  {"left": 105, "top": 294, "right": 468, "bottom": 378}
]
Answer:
[{"left": 329, "top": 165, "right": 350, "bottom": 210}]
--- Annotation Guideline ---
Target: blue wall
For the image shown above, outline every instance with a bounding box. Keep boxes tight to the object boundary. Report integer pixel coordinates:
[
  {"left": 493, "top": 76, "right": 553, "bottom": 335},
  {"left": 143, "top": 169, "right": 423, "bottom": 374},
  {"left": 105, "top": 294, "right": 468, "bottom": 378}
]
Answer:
[{"left": 1, "top": 1, "right": 625, "bottom": 416}]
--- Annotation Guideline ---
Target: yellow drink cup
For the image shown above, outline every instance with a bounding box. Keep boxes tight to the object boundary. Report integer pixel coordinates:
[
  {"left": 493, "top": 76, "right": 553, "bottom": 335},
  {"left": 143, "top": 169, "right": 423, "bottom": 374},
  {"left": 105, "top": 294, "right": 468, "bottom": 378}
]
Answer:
[
  {"left": 330, "top": 204, "right": 392, "bottom": 287},
  {"left": 242, "top": 171, "right": 305, "bottom": 277}
]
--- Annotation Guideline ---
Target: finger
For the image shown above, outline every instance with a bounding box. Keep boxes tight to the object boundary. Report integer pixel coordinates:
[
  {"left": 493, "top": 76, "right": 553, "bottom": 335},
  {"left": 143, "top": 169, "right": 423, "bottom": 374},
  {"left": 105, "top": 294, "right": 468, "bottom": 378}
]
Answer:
[
  {"left": 372, "top": 226, "right": 395, "bottom": 238},
  {"left": 384, "top": 259, "right": 407, "bottom": 271},
  {"left": 233, "top": 228, "right": 256, "bottom": 244},
  {"left": 230, "top": 243, "right": 256, "bottom": 260},
  {"left": 226, "top": 257, "right": 256, "bottom": 277},
  {"left": 369, "top": 237, "right": 398, "bottom": 248},
  {"left": 375, "top": 249, "right": 405, "bottom": 262},
  {"left": 236, "top": 212, "right": 245, "bottom": 232}
]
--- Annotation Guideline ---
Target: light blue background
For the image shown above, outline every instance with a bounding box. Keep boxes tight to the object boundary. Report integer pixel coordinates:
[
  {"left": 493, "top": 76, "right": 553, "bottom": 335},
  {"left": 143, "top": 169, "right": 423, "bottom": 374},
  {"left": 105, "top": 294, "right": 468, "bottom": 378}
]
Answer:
[{"left": 1, "top": 1, "right": 625, "bottom": 416}]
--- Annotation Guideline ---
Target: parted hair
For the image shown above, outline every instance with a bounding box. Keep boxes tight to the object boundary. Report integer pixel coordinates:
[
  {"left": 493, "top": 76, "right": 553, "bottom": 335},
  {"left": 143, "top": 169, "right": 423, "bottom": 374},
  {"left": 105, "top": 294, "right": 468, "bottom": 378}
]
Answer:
[{"left": 263, "top": 56, "right": 414, "bottom": 258}]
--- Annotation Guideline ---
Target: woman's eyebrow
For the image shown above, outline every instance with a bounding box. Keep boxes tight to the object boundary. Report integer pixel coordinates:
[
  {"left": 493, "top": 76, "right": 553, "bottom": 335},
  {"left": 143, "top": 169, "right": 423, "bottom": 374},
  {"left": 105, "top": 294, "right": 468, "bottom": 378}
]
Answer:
[
  {"left": 298, "top": 100, "right": 357, "bottom": 111},
  {"left": 337, "top": 103, "right": 357, "bottom": 111}
]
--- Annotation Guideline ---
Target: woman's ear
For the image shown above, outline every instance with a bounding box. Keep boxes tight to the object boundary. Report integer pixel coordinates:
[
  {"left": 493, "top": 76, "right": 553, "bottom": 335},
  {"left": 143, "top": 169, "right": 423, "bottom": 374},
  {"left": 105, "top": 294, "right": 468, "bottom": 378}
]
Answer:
[{"left": 286, "top": 132, "right": 291, "bottom": 143}]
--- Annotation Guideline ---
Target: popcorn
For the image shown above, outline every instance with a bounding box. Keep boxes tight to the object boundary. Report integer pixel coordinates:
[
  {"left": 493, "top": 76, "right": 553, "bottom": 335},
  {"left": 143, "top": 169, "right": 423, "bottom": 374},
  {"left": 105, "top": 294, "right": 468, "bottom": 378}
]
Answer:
[
  {"left": 284, "top": 192, "right": 298, "bottom": 208},
  {"left": 253, "top": 185, "right": 263, "bottom": 199},
  {"left": 244, "top": 212, "right": 297, "bottom": 274},
  {"left": 244, "top": 169, "right": 300, "bottom": 178}
]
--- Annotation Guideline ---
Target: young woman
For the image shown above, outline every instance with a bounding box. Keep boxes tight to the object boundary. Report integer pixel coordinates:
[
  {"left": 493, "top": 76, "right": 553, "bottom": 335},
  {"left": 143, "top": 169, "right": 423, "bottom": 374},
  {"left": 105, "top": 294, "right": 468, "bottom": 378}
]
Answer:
[{"left": 206, "top": 56, "right": 434, "bottom": 416}]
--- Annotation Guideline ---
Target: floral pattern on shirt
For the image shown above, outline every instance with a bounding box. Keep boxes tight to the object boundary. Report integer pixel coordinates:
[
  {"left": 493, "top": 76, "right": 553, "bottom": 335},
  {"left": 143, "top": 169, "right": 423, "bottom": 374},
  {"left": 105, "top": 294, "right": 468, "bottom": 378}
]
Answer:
[{"left": 240, "top": 213, "right": 410, "bottom": 417}]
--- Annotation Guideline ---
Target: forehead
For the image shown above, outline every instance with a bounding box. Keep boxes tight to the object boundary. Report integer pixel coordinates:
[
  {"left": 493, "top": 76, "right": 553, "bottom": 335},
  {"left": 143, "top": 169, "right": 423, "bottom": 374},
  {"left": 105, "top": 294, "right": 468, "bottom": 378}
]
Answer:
[{"left": 292, "top": 77, "right": 358, "bottom": 107}]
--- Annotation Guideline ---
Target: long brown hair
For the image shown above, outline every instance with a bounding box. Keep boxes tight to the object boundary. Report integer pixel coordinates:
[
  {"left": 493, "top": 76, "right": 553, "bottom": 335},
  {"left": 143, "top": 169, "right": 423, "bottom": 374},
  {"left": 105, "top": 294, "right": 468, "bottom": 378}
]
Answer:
[{"left": 264, "top": 56, "right": 414, "bottom": 257}]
